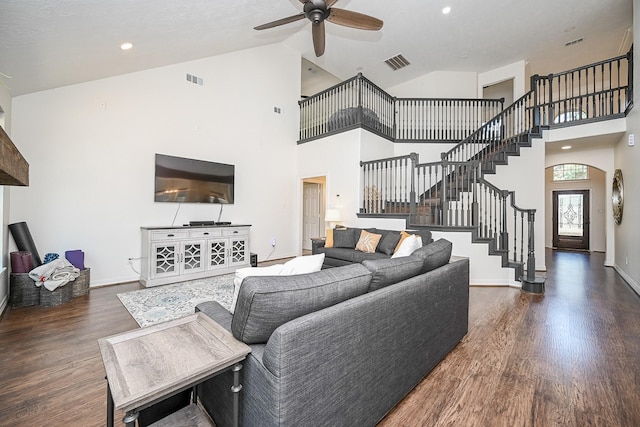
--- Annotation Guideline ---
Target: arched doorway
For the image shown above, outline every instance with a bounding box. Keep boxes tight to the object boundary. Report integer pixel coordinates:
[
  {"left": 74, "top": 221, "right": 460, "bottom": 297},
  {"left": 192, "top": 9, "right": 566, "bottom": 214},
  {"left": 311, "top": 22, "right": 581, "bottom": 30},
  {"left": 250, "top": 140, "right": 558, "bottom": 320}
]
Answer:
[{"left": 545, "top": 163, "right": 606, "bottom": 252}]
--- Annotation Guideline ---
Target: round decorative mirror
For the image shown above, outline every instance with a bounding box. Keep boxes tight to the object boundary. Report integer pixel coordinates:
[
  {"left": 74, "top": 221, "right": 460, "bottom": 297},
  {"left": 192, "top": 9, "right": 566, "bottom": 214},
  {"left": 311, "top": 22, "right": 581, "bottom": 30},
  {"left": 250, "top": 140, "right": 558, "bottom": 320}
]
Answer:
[{"left": 612, "top": 169, "right": 624, "bottom": 225}]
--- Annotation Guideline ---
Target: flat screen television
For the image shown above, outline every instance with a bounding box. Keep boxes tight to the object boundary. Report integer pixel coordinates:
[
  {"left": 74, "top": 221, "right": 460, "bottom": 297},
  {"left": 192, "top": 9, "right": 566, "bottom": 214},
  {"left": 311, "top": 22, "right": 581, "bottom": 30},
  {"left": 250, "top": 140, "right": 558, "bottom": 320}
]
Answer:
[{"left": 154, "top": 154, "right": 235, "bottom": 204}]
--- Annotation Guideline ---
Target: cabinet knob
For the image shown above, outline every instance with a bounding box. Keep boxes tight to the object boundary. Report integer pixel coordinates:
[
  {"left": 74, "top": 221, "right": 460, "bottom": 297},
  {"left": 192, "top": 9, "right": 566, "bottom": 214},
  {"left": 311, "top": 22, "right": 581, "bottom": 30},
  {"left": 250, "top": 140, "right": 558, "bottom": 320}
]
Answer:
[
  {"left": 204, "top": 232, "right": 209, "bottom": 235},
  {"left": 233, "top": 231, "right": 238, "bottom": 234},
  {"left": 167, "top": 234, "right": 174, "bottom": 237}
]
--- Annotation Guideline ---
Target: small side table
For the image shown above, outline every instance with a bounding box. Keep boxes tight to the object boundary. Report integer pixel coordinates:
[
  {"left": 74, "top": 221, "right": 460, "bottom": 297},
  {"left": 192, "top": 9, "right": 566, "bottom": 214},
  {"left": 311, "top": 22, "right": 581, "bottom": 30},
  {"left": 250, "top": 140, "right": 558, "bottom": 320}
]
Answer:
[{"left": 99, "top": 313, "right": 251, "bottom": 427}]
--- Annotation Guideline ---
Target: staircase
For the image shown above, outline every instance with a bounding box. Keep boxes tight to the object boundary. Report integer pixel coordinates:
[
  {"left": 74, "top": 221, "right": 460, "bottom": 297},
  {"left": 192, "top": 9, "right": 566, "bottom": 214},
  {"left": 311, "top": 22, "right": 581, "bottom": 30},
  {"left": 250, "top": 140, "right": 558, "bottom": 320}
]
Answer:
[{"left": 300, "top": 49, "right": 634, "bottom": 291}]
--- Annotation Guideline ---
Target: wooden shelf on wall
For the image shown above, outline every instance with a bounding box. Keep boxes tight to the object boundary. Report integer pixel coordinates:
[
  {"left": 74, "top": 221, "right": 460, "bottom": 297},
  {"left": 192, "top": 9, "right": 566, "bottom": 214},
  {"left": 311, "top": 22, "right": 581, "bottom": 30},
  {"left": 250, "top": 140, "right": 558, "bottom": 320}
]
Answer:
[{"left": 0, "top": 126, "right": 29, "bottom": 186}]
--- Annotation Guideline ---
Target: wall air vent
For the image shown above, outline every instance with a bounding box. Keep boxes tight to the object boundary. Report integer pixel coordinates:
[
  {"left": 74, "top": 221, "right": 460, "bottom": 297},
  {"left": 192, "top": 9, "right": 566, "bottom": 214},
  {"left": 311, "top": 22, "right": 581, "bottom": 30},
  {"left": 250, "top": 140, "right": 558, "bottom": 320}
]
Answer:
[
  {"left": 186, "top": 73, "right": 203, "bottom": 85},
  {"left": 384, "top": 54, "right": 411, "bottom": 71},
  {"left": 565, "top": 37, "right": 584, "bottom": 47}
]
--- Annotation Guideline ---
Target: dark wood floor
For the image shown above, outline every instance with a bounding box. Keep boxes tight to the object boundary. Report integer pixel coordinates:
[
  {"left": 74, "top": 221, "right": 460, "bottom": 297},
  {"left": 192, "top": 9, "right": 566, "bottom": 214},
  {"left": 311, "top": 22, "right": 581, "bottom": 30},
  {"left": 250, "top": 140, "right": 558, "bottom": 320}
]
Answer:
[{"left": 1, "top": 250, "right": 639, "bottom": 426}]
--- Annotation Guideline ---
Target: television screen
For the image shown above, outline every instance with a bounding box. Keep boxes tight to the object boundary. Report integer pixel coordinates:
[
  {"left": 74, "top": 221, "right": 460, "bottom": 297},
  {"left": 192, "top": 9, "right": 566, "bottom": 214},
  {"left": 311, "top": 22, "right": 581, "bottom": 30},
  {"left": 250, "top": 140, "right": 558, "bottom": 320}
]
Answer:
[{"left": 155, "top": 154, "right": 234, "bottom": 204}]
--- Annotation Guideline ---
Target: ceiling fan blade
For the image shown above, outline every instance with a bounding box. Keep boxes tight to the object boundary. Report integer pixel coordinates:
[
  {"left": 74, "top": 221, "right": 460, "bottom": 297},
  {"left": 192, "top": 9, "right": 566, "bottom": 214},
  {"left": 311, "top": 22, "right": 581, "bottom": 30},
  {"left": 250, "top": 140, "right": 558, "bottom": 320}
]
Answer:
[
  {"left": 312, "top": 20, "right": 326, "bottom": 57},
  {"left": 254, "top": 13, "right": 305, "bottom": 30},
  {"left": 327, "top": 8, "right": 383, "bottom": 30}
]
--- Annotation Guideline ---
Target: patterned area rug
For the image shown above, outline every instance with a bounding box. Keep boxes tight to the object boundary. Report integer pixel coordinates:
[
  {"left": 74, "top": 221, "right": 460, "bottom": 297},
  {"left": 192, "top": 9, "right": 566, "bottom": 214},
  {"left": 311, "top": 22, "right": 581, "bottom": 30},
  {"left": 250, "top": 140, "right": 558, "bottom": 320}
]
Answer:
[{"left": 117, "top": 274, "right": 234, "bottom": 327}]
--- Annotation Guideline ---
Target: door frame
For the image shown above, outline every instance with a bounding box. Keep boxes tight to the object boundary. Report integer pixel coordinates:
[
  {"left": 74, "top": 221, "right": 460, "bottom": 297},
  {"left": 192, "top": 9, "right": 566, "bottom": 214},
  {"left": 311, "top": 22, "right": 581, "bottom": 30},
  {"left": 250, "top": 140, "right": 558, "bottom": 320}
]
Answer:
[
  {"left": 552, "top": 189, "right": 590, "bottom": 250},
  {"left": 301, "top": 176, "right": 326, "bottom": 251}
]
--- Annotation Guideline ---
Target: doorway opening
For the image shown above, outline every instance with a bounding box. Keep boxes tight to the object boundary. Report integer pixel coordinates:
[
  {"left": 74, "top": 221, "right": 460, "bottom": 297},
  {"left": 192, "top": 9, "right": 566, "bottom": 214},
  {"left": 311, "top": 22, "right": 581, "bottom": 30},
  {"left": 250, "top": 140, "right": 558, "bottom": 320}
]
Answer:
[
  {"left": 552, "top": 190, "right": 590, "bottom": 250},
  {"left": 302, "top": 176, "right": 326, "bottom": 252}
]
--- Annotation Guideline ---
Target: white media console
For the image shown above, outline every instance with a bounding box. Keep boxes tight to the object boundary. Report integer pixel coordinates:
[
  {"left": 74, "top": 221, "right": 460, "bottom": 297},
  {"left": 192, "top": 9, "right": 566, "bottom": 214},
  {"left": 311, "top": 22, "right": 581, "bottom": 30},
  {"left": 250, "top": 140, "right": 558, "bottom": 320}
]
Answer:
[{"left": 140, "top": 225, "right": 251, "bottom": 287}]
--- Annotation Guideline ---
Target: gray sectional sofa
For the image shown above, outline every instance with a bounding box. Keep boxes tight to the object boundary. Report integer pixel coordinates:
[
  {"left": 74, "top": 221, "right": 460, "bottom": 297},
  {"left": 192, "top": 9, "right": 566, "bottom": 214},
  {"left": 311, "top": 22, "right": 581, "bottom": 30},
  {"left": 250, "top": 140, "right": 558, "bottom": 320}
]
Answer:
[
  {"left": 195, "top": 238, "right": 469, "bottom": 427},
  {"left": 313, "top": 227, "right": 433, "bottom": 267}
]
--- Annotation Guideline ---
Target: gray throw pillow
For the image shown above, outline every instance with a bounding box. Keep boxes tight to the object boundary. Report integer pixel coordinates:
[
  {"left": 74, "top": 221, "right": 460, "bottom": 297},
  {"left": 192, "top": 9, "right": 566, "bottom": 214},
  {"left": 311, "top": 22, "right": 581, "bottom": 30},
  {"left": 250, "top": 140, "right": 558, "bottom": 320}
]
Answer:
[
  {"left": 377, "top": 231, "right": 401, "bottom": 255},
  {"left": 362, "top": 256, "right": 424, "bottom": 292},
  {"left": 407, "top": 229, "right": 433, "bottom": 246},
  {"left": 231, "top": 264, "right": 372, "bottom": 344},
  {"left": 411, "top": 238, "right": 452, "bottom": 274},
  {"left": 333, "top": 228, "right": 357, "bottom": 248}
]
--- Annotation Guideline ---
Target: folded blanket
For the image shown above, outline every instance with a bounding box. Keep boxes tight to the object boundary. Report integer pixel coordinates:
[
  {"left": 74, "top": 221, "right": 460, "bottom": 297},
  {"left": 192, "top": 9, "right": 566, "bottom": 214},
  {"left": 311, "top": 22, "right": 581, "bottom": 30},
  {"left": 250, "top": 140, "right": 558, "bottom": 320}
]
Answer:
[{"left": 29, "top": 258, "right": 80, "bottom": 291}]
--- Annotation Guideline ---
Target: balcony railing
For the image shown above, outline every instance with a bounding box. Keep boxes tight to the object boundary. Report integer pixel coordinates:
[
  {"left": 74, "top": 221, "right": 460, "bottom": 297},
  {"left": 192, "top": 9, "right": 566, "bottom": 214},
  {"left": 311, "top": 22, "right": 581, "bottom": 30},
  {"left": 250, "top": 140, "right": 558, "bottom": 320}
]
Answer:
[
  {"left": 533, "top": 51, "right": 632, "bottom": 127},
  {"left": 299, "top": 73, "right": 504, "bottom": 143},
  {"left": 300, "top": 49, "right": 633, "bottom": 146}
]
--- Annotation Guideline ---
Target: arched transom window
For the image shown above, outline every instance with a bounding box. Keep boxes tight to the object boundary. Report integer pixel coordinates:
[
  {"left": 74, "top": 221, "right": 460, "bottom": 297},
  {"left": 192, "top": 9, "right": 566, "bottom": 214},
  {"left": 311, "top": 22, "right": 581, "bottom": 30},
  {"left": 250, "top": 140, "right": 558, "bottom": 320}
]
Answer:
[{"left": 553, "top": 164, "right": 589, "bottom": 181}]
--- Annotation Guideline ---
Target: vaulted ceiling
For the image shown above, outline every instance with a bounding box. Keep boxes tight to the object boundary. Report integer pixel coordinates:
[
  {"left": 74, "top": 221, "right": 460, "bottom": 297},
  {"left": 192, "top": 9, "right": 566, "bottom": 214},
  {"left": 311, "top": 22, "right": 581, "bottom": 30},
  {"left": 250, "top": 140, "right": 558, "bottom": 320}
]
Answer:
[{"left": 0, "top": 0, "right": 633, "bottom": 96}]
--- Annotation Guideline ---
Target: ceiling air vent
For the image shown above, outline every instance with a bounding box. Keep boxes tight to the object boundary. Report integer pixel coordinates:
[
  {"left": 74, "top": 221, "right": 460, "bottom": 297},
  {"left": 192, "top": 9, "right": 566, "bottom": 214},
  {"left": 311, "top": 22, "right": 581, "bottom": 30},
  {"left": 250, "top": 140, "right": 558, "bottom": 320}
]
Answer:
[
  {"left": 565, "top": 37, "right": 584, "bottom": 47},
  {"left": 384, "top": 54, "right": 410, "bottom": 71}
]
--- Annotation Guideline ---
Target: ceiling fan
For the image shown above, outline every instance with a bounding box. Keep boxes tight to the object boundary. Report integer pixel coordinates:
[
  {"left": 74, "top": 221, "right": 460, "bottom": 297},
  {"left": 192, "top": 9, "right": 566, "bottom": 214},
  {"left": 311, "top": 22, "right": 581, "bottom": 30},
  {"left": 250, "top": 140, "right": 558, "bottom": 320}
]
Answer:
[{"left": 254, "top": 0, "right": 383, "bottom": 57}]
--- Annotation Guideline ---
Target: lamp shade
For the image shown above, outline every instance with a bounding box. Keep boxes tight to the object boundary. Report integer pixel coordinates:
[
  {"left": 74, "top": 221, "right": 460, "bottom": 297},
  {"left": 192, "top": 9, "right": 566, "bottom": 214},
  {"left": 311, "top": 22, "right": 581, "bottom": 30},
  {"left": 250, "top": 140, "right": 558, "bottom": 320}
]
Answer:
[{"left": 325, "top": 209, "right": 342, "bottom": 222}]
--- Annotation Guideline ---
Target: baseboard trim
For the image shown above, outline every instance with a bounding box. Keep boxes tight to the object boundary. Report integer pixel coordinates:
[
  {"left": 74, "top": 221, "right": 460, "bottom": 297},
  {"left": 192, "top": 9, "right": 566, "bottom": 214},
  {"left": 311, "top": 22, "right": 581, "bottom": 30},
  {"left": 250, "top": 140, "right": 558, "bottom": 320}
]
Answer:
[{"left": 614, "top": 264, "right": 640, "bottom": 297}]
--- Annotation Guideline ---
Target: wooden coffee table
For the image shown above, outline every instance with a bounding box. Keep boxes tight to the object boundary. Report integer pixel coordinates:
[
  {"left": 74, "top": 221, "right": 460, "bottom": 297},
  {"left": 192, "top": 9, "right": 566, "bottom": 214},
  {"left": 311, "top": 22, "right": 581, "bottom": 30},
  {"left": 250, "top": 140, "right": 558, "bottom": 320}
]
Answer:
[{"left": 99, "top": 313, "right": 251, "bottom": 427}]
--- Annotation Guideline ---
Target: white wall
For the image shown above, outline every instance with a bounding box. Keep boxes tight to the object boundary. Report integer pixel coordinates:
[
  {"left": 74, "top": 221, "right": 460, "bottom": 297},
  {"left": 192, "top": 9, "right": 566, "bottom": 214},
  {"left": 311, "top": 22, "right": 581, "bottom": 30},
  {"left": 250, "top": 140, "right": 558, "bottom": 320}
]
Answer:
[
  {"left": 478, "top": 60, "right": 527, "bottom": 100},
  {"left": 386, "top": 71, "right": 478, "bottom": 98},
  {"left": 611, "top": 0, "right": 640, "bottom": 295},
  {"left": 10, "top": 44, "right": 302, "bottom": 286},
  {"left": 297, "top": 129, "right": 363, "bottom": 234}
]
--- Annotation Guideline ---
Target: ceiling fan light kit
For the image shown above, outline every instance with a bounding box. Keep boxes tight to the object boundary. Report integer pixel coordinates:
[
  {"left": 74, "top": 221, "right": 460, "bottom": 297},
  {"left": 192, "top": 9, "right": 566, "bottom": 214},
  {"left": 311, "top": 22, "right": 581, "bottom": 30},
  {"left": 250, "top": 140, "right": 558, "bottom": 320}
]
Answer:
[{"left": 254, "top": 0, "right": 383, "bottom": 57}]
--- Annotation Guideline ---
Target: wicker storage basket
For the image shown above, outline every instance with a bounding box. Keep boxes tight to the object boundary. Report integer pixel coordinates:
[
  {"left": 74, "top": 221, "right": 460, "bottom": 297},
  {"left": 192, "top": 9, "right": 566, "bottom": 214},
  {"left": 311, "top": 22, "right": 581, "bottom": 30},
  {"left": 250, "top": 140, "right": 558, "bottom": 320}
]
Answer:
[
  {"left": 71, "top": 268, "right": 90, "bottom": 298},
  {"left": 40, "top": 283, "right": 73, "bottom": 307},
  {"left": 9, "top": 273, "right": 40, "bottom": 307}
]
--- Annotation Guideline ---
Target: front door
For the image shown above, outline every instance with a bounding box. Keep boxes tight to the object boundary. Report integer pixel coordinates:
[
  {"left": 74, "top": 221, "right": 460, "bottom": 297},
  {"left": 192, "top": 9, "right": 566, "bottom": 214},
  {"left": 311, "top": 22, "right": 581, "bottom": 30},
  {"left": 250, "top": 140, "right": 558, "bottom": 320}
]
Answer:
[{"left": 553, "top": 190, "right": 590, "bottom": 250}]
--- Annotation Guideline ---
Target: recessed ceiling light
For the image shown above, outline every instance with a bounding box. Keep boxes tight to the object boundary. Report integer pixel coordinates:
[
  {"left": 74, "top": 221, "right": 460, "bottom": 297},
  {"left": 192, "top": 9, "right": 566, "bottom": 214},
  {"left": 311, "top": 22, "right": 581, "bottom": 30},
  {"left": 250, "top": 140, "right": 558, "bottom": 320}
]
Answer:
[
  {"left": 120, "top": 42, "right": 133, "bottom": 51},
  {"left": 562, "top": 145, "right": 572, "bottom": 150},
  {"left": 564, "top": 26, "right": 576, "bottom": 33},
  {"left": 442, "top": 6, "right": 451, "bottom": 14}
]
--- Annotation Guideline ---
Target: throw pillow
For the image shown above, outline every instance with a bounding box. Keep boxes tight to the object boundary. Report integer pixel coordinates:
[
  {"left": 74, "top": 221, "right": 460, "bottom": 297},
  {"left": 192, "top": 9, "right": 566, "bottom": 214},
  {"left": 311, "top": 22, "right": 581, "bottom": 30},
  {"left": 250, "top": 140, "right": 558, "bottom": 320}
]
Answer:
[
  {"left": 391, "top": 234, "right": 423, "bottom": 258},
  {"left": 280, "top": 253, "right": 325, "bottom": 275},
  {"left": 406, "top": 229, "right": 433, "bottom": 246},
  {"left": 333, "top": 228, "right": 356, "bottom": 248},
  {"left": 377, "top": 231, "right": 401, "bottom": 255},
  {"left": 410, "top": 238, "right": 453, "bottom": 274},
  {"left": 231, "top": 264, "right": 372, "bottom": 344},
  {"left": 393, "top": 230, "right": 413, "bottom": 254},
  {"left": 325, "top": 229, "right": 334, "bottom": 248},
  {"left": 355, "top": 230, "right": 382, "bottom": 253}
]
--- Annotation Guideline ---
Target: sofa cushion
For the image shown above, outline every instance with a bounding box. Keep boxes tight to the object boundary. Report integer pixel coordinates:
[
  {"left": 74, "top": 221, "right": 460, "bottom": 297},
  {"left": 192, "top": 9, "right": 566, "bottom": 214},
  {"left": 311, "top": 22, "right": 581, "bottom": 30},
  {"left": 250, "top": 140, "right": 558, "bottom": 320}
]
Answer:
[
  {"left": 333, "top": 228, "right": 357, "bottom": 248},
  {"left": 362, "top": 256, "right": 424, "bottom": 292},
  {"left": 317, "top": 247, "right": 357, "bottom": 262},
  {"left": 377, "top": 231, "right": 401, "bottom": 255},
  {"left": 351, "top": 250, "right": 388, "bottom": 263},
  {"left": 355, "top": 230, "right": 383, "bottom": 253},
  {"left": 231, "top": 264, "right": 372, "bottom": 344},
  {"left": 411, "top": 238, "right": 453, "bottom": 274}
]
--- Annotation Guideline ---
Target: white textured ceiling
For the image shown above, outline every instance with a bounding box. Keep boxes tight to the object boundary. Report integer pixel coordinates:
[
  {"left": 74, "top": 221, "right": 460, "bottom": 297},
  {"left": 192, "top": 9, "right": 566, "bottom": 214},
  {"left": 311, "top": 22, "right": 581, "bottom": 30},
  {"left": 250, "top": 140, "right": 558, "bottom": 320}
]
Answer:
[{"left": 0, "top": 0, "right": 633, "bottom": 96}]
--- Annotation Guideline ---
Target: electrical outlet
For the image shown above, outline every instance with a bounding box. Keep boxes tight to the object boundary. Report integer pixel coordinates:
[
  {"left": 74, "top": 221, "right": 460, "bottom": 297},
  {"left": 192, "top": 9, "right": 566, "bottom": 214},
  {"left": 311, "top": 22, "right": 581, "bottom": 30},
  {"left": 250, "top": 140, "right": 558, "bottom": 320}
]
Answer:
[{"left": 271, "top": 237, "right": 277, "bottom": 247}]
